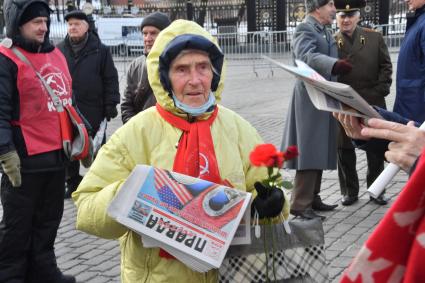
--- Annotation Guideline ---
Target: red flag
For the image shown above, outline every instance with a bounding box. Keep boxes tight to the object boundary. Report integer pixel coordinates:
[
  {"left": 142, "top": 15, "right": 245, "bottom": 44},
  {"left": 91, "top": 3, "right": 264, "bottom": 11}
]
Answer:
[{"left": 340, "top": 149, "right": 425, "bottom": 283}]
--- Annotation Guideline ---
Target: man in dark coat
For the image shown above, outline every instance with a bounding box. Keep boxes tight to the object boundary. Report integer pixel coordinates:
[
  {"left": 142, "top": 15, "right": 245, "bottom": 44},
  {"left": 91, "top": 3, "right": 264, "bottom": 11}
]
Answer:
[
  {"left": 281, "top": 0, "right": 352, "bottom": 219},
  {"left": 334, "top": 0, "right": 392, "bottom": 206},
  {"left": 121, "top": 12, "right": 171, "bottom": 124},
  {"left": 0, "top": 0, "right": 76, "bottom": 281},
  {"left": 57, "top": 10, "right": 120, "bottom": 198}
]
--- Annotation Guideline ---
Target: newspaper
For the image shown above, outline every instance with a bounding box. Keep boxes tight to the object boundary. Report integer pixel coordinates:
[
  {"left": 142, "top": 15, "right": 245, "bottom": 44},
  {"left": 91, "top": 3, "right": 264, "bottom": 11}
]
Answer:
[
  {"left": 263, "top": 56, "right": 382, "bottom": 119},
  {"left": 107, "top": 165, "right": 251, "bottom": 272},
  {"left": 265, "top": 57, "right": 425, "bottom": 201},
  {"left": 93, "top": 118, "right": 107, "bottom": 155}
]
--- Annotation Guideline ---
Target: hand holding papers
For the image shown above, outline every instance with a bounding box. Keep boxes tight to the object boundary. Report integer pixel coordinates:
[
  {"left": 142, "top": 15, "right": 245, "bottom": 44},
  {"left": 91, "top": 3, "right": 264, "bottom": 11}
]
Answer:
[
  {"left": 263, "top": 56, "right": 382, "bottom": 119},
  {"left": 269, "top": 56, "right": 425, "bottom": 201},
  {"left": 107, "top": 165, "right": 251, "bottom": 272}
]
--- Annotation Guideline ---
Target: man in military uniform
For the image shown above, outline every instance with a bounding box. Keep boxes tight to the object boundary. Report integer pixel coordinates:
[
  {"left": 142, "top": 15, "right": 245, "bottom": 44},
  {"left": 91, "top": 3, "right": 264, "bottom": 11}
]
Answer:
[{"left": 334, "top": 0, "right": 392, "bottom": 206}]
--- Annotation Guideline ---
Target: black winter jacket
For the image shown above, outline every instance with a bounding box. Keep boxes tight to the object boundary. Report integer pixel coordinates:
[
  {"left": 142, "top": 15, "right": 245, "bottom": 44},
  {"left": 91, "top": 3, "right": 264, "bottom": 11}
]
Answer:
[
  {"left": 57, "top": 32, "right": 120, "bottom": 133},
  {"left": 0, "top": 37, "right": 67, "bottom": 172}
]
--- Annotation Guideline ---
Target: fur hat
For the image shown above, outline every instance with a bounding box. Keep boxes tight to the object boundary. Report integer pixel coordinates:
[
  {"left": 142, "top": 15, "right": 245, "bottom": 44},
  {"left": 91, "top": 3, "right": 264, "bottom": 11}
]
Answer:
[
  {"left": 305, "top": 0, "right": 331, "bottom": 13},
  {"left": 335, "top": 0, "right": 366, "bottom": 12},
  {"left": 140, "top": 12, "right": 171, "bottom": 31},
  {"left": 64, "top": 10, "right": 89, "bottom": 23}
]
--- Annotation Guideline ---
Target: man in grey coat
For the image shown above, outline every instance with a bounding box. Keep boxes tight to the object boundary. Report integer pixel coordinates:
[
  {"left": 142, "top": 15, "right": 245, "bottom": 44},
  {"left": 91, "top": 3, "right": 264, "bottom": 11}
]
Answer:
[{"left": 281, "top": 0, "right": 352, "bottom": 219}]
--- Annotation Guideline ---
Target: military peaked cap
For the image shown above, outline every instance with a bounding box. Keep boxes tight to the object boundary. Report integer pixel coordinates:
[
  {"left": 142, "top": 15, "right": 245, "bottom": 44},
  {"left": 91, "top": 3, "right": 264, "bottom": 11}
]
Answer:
[{"left": 335, "top": 0, "right": 366, "bottom": 12}]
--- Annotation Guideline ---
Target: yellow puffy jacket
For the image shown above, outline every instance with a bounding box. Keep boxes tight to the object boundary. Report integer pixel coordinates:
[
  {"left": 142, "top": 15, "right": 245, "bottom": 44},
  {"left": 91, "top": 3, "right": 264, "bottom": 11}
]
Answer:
[{"left": 73, "top": 20, "right": 289, "bottom": 283}]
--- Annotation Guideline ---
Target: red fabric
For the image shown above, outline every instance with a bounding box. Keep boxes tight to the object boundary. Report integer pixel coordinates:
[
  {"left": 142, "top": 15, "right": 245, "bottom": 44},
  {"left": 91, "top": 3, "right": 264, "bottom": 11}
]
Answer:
[
  {"left": 0, "top": 46, "right": 72, "bottom": 155},
  {"left": 340, "top": 149, "right": 425, "bottom": 283},
  {"left": 156, "top": 104, "right": 221, "bottom": 184},
  {"left": 62, "top": 105, "right": 91, "bottom": 160},
  {"left": 156, "top": 104, "right": 222, "bottom": 259},
  {"left": 181, "top": 184, "right": 243, "bottom": 230}
]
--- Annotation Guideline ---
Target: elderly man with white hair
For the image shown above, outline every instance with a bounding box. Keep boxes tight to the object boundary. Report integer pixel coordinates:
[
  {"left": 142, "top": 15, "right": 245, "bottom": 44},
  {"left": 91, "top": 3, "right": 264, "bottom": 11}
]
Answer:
[
  {"left": 57, "top": 10, "right": 120, "bottom": 199},
  {"left": 281, "top": 0, "right": 353, "bottom": 220}
]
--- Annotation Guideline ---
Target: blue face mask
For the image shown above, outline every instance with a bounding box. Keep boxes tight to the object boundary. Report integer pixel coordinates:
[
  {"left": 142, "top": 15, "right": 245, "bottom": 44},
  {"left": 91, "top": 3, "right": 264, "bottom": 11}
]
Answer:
[{"left": 172, "top": 92, "right": 216, "bottom": 116}]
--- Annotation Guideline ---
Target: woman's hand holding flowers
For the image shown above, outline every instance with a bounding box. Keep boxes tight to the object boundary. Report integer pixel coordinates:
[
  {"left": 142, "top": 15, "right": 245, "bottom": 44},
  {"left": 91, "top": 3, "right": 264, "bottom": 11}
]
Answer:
[
  {"left": 251, "top": 182, "right": 284, "bottom": 219},
  {"left": 249, "top": 144, "right": 298, "bottom": 219}
]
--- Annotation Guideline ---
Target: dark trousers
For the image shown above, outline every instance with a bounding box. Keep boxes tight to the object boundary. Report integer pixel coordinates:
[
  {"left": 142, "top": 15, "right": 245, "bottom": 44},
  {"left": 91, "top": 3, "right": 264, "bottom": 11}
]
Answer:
[
  {"left": 66, "top": 160, "right": 81, "bottom": 185},
  {"left": 290, "top": 169, "right": 322, "bottom": 211},
  {"left": 337, "top": 148, "right": 384, "bottom": 197},
  {"left": 0, "top": 170, "right": 65, "bottom": 282}
]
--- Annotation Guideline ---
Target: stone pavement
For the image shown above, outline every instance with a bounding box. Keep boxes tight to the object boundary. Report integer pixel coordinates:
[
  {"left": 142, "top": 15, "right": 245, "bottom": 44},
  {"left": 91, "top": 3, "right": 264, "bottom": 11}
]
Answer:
[{"left": 0, "top": 52, "right": 408, "bottom": 283}]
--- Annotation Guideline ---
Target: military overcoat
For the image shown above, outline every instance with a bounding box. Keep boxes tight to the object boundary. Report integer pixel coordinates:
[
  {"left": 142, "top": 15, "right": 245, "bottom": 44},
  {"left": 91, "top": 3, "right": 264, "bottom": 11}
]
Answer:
[{"left": 281, "top": 15, "right": 339, "bottom": 170}]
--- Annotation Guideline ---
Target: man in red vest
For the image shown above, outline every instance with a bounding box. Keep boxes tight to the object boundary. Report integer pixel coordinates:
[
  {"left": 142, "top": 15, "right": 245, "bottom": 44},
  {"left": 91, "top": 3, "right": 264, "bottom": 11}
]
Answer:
[{"left": 0, "top": 0, "right": 76, "bottom": 282}]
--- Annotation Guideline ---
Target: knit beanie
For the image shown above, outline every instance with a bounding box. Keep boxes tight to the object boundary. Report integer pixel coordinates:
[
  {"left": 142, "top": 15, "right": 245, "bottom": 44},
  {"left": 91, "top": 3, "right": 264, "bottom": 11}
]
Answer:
[
  {"left": 305, "top": 0, "right": 331, "bottom": 13},
  {"left": 19, "top": 2, "right": 50, "bottom": 26},
  {"left": 140, "top": 12, "right": 171, "bottom": 31}
]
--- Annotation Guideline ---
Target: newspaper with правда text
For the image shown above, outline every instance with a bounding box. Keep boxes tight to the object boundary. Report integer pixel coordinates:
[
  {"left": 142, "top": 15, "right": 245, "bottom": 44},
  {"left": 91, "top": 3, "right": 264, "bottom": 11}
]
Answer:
[
  {"left": 263, "top": 56, "right": 382, "bottom": 119},
  {"left": 107, "top": 165, "right": 251, "bottom": 272}
]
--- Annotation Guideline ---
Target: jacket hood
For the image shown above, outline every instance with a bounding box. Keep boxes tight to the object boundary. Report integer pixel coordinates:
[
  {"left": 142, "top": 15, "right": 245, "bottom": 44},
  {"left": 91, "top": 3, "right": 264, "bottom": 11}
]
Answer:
[
  {"left": 146, "top": 19, "right": 226, "bottom": 114},
  {"left": 3, "top": 0, "right": 51, "bottom": 40}
]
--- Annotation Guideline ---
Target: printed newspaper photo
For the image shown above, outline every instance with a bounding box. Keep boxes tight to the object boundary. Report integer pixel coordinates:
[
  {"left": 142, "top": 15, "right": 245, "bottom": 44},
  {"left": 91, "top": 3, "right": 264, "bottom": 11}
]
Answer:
[{"left": 107, "top": 165, "right": 251, "bottom": 272}]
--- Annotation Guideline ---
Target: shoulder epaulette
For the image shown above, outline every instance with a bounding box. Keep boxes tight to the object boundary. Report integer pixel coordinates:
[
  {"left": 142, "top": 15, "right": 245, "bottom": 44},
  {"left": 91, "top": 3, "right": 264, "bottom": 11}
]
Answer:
[{"left": 363, "top": 27, "right": 378, "bottom": 33}]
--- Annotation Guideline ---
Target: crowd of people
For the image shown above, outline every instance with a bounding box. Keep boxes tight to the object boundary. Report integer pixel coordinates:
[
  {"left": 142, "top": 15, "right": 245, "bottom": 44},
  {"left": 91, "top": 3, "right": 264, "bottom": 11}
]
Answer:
[{"left": 0, "top": 0, "right": 424, "bottom": 281}]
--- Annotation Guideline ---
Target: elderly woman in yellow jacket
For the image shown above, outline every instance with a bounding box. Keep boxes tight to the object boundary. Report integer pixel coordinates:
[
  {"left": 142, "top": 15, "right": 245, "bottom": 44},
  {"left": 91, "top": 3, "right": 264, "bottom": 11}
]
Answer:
[{"left": 72, "top": 19, "right": 289, "bottom": 282}]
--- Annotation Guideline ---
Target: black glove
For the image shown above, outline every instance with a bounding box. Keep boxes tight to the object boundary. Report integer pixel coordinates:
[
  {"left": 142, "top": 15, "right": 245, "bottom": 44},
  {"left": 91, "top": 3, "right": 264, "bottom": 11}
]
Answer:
[
  {"left": 251, "top": 182, "right": 284, "bottom": 219},
  {"left": 331, "top": 58, "right": 353, "bottom": 75},
  {"left": 105, "top": 105, "right": 118, "bottom": 121}
]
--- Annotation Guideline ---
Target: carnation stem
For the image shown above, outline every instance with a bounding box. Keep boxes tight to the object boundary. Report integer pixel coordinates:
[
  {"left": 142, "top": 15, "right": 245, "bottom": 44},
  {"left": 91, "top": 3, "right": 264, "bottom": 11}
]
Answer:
[
  {"left": 263, "top": 225, "right": 270, "bottom": 282},
  {"left": 270, "top": 219, "right": 277, "bottom": 281},
  {"left": 267, "top": 167, "right": 273, "bottom": 186}
]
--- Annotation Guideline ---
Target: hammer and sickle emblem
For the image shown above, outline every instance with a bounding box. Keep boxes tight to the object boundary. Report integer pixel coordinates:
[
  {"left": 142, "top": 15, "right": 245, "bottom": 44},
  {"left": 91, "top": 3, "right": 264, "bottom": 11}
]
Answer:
[{"left": 199, "top": 153, "right": 209, "bottom": 176}]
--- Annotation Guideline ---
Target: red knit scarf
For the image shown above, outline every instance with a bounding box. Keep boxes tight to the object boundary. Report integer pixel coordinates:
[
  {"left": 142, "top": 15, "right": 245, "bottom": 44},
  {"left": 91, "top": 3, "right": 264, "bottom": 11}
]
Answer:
[
  {"left": 155, "top": 103, "right": 222, "bottom": 259},
  {"left": 340, "top": 148, "right": 425, "bottom": 283}
]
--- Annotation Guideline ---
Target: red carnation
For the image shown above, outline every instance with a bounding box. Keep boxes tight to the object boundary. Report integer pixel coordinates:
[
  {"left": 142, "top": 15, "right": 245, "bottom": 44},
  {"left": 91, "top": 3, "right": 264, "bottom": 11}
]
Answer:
[
  {"left": 250, "top": 144, "right": 284, "bottom": 168},
  {"left": 283, "top": 145, "right": 299, "bottom": 160}
]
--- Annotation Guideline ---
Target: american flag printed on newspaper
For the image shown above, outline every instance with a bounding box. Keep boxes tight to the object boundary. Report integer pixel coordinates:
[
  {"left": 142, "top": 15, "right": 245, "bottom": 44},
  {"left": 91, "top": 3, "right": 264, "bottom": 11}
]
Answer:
[{"left": 154, "top": 168, "right": 193, "bottom": 209}]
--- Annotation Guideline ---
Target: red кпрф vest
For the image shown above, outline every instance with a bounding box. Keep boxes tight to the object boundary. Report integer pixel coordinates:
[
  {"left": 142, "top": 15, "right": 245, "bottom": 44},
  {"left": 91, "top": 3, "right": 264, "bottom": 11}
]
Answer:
[{"left": 0, "top": 46, "right": 72, "bottom": 156}]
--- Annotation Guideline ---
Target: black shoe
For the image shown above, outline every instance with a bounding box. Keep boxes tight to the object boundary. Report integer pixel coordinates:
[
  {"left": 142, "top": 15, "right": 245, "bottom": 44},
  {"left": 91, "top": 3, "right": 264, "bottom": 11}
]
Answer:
[
  {"left": 312, "top": 200, "right": 338, "bottom": 211},
  {"left": 50, "top": 272, "right": 76, "bottom": 283},
  {"left": 58, "top": 274, "right": 76, "bottom": 283},
  {"left": 341, "top": 195, "right": 359, "bottom": 206},
  {"left": 290, "top": 209, "right": 326, "bottom": 220},
  {"left": 370, "top": 195, "right": 388, "bottom": 205}
]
